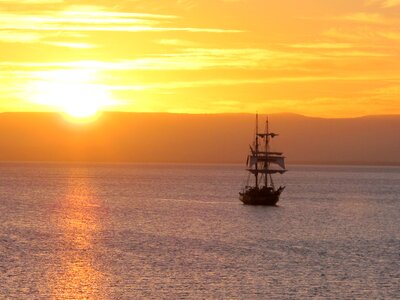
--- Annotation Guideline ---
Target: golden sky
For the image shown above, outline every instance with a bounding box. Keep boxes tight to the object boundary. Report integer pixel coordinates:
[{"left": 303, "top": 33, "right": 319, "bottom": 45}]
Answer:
[{"left": 1, "top": 0, "right": 400, "bottom": 117}]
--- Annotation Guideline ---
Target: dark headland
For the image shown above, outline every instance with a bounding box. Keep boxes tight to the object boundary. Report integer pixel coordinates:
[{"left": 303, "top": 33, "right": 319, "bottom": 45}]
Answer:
[{"left": 0, "top": 112, "right": 399, "bottom": 165}]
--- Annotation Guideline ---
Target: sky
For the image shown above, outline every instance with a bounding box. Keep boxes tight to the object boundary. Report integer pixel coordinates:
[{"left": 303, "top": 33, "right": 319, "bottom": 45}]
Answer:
[{"left": 0, "top": 0, "right": 400, "bottom": 117}]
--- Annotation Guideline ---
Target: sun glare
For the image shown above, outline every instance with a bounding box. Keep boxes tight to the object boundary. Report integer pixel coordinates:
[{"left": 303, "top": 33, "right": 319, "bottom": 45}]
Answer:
[
  {"left": 29, "top": 68, "right": 114, "bottom": 123},
  {"left": 56, "top": 86, "right": 107, "bottom": 122}
]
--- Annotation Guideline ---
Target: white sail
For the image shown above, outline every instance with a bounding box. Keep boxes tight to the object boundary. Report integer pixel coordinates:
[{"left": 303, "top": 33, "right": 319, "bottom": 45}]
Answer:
[
  {"left": 269, "top": 156, "right": 286, "bottom": 169},
  {"left": 247, "top": 155, "right": 286, "bottom": 169},
  {"left": 247, "top": 155, "right": 258, "bottom": 167}
]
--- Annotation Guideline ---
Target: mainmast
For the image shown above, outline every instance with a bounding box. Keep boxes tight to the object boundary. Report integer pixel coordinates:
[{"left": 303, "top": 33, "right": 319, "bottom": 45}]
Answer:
[
  {"left": 265, "top": 117, "right": 269, "bottom": 188},
  {"left": 255, "top": 114, "right": 259, "bottom": 189}
]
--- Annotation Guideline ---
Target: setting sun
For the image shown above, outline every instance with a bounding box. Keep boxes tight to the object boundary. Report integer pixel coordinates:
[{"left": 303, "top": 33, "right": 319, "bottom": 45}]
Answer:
[
  {"left": 28, "top": 68, "right": 114, "bottom": 121},
  {"left": 62, "top": 101, "right": 102, "bottom": 124},
  {"left": 57, "top": 86, "right": 107, "bottom": 120}
]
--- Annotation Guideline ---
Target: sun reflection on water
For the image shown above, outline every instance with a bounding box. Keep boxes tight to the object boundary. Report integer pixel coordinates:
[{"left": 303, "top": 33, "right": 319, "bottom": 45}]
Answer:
[{"left": 49, "top": 170, "right": 105, "bottom": 299}]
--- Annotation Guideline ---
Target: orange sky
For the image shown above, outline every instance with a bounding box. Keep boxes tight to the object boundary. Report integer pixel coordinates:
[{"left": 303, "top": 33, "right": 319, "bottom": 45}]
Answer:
[{"left": 0, "top": 0, "right": 400, "bottom": 117}]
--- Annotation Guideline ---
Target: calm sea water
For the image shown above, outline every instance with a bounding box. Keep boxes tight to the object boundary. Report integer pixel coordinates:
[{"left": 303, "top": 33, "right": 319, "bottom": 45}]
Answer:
[{"left": 0, "top": 163, "right": 399, "bottom": 299}]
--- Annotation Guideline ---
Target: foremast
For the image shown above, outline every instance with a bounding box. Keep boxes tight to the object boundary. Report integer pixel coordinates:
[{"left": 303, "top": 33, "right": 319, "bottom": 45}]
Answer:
[{"left": 247, "top": 114, "right": 287, "bottom": 190}]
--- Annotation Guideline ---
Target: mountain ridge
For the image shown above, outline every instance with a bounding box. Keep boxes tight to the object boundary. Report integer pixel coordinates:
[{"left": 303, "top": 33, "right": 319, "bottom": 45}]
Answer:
[{"left": 1, "top": 112, "right": 399, "bottom": 165}]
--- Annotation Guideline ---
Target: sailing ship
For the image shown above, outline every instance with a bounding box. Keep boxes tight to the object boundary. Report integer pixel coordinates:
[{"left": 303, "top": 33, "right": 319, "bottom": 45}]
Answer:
[{"left": 239, "top": 115, "right": 287, "bottom": 205}]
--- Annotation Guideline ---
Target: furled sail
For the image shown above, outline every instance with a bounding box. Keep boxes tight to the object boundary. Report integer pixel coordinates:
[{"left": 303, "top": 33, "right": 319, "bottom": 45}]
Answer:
[
  {"left": 247, "top": 169, "right": 287, "bottom": 175},
  {"left": 257, "top": 133, "right": 278, "bottom": 138},
  {"left": 249, "top": 147, "right": 282, "bottom": 156}
]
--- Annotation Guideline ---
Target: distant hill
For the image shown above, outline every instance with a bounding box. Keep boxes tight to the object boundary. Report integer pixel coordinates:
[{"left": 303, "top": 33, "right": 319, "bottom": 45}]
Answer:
[{"left": 0, "top": 112, "right": 399, "bottom": 165}]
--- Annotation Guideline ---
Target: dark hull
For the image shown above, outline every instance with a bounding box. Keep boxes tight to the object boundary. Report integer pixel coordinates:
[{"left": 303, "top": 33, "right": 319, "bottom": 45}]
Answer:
[{"left": 239, "top": 187, "right": 284, "bottom": 206}]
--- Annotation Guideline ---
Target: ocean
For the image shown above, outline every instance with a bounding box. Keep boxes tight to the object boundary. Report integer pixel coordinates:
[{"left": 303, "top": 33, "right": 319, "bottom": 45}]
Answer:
[{"left": 0, "top": 163, "right": 399, "bottom": 299}]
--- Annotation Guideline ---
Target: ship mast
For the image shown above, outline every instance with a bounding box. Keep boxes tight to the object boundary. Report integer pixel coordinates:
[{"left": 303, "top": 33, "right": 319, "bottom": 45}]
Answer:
[
  {"left": 265, "top": 117, "right": 269, "bottom": 188},
  {"left": 255, "top": 114, "right": 259, "bottom": 189}
]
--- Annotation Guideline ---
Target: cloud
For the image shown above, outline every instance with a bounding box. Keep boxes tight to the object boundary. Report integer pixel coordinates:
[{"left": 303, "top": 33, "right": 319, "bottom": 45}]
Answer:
[
  {"left": 176, "top": 0, "right": 198, "bottom": 10},
  {"left": 0, "top": 41, "right": 391, "bottom": 76},
  {"left": 289, "top": 43, "right": 353, "bottom": 49},
  {"left": 323, "top": 26, "right": 400, "bottom": 45},
  {"left": 363, "top": 83, "right": 400, "bottom": 99},
  {"left": 341, "top": 12, "right": 389, "bottom": 24},
  {"left": 379, "top": 31, "right": 400, "bottom": 40},
  {"left": 367, "top": 0, "right": 400, "bottom": 7},
  {"left": 43, "top": 41, "right": 97, "bottom": 48},
  {"left": 2, "top": 48, "right": 301, "bottom": 71},
  {"left": 0, "top": 0, "right": 63, "bottom": 3},
  {"left": 0, "top": 30, "right": 43, "bottom": 43},
  {"left": 0, "top": 8, "right": 240, "bottom": 35},
  {"left": 0, "top": 30, "right": 98, "bottom": 45},
  {"left": 97, "top": 75, "right": 397, "bottom": 93},
  {"left": 382, "top": 0, "right": 400, "bottom": 7},
  {"left": 157, "top": 39, "right": 198, "bottom": 47}
]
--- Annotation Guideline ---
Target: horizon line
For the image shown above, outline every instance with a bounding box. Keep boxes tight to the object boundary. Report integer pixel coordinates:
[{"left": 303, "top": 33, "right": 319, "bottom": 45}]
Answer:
[
  {"left": 0, "top": 160, "right": 399, "bottom": 167},
  {"left": 1, "top": 111, "right": 400, "bottom": 120}
]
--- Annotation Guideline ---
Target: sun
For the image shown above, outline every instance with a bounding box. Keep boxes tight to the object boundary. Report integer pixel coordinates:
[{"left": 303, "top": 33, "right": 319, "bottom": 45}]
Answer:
[
  {"left": 64, "top": 104, "right": 99, "bottom": 119},
  {"left": 57, "top": 86, "right": 108, "bottom": 122},
  {"left": 30, "top": 69, "right": 114, "bottom": 123},
  {"left": 48, "top": 84, "right": 109, "bottom": 123}
]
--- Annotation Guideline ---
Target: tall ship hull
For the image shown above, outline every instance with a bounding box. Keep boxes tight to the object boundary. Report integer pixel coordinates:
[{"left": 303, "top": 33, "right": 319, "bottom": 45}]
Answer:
[
  {"left": 239, "top": 187, "right": 285, "bottom": 206},
  {"left": 239, "top": 115, "right": 287, "bottom": 206}
]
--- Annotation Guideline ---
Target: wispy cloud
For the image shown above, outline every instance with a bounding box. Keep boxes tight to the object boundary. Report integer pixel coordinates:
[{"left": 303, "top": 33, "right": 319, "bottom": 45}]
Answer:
[
  {"left": 0, "top": 0, "right": 63, "bottom": 3},
  {"left": 382, "top": 0, "right": 400, "bottom": 7},
  {"left": 379, "top": 31, "right": 400, "bottom": 40},
  {"left": 339, "top": 12, "right": 389, "bottom": 24},
  {"left": 0, "top": 41, "right": 392, "bottom": 75},
  {"left": 157, "top": 39, "right": 198, "bottom": 47},
  {"left": 43, "top": 41, "right": 97, "bottom": 48},
  {"left": 176, "top": 0, "right": 198, "bottom": 10},
  {"left": 289, "top": 42, "right": 353, "bottom": 49},
  {"left": 2, "top": 57, "right": 395, "bottom": 93},
  {"left": 0, "top": 48, "right": 315, "bottom": 72},
  {"left": 0, "top": 9, "right": 241, "bottom": 34},
  {"left": 323, "top": 27, "right": 400, "bottom": 47},
  {"left": 367, "top": 0, "right": 400, "bottom": 7},
  {"left": 106, "top": 75, "right": 398, "bottom": 92},
  {"left": 0, "top": 30, "right": 43, "bottom": 43},
  {"left": 363, "top": 83, "right": 400, "bottom": 99}
]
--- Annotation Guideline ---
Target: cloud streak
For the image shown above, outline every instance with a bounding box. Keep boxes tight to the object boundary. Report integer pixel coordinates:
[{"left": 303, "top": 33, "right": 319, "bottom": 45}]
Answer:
[
  {"left": 0, "top": 9, "right": 241, "bottom": 34},
  {"left": 367, "top": 0, "right": 400, "bottom": 7}
]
